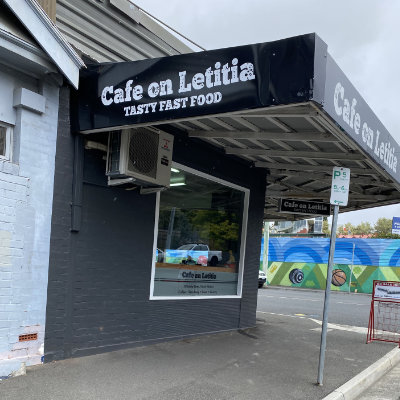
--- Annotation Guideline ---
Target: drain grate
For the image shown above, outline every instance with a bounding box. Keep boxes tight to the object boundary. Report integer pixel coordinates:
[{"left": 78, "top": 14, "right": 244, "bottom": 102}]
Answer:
[{"left": 19, "top": 333, "right": 37, "bottom": 342}]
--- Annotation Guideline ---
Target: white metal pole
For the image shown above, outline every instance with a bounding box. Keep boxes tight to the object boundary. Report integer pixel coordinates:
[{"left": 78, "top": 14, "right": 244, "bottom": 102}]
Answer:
[
  {"left": 263, "top": 221, "right": 269, "bottom": 276},
  {"left": 317, "top": 204, "right": 339, "bottom": 385},
  {"left": 348, "top": 242, "right": 355, "bottom": 293}
]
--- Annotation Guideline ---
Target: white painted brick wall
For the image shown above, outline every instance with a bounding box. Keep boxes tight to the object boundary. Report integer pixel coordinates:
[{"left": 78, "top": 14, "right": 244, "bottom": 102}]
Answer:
[{"left": 0, "top": 70, "right": 60, "bottom": 377}]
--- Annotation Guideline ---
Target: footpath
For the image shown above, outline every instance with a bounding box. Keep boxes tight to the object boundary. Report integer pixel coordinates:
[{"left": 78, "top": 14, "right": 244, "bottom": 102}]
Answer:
[
  {"left": 356, "top": 363, "right": 400, "bottom": 400},
  {"left": 0, "top": 308, "right": 398, "bottom": 400}
]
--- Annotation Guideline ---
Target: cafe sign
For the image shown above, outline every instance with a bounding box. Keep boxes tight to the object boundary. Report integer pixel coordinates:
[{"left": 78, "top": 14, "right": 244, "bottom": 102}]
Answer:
[{"left": 279, "top": 199, "right": 331, "bottom": 216}]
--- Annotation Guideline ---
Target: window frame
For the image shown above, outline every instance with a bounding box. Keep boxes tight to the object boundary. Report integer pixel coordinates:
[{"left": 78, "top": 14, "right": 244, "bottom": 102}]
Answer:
[
  {"left": 149, "top": 162, "right": 250, "bottom": 301},
  {"left": 0, "top": 123, "right": 12, "bottom": 161}
]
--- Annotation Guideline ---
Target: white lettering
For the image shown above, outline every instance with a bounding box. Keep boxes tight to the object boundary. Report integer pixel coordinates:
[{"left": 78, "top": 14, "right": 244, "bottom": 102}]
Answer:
[
  {"left": 354, "top": 113, "right": 360, "bottom": 134},
  {"left": 192, "top": 73, "right": 205, "bottom": 90},
  {"left": 222, "top": 63, "right": 231, "bottom": 85},
  {"left": 159, "top": 79, "right": 173, "bottom": 96},
  {"left": 343, "top": 98, "right": 350, "bottom": 124},
  {"left": 350, "top": 98, "right": 357, "bottom": 128},
  {"left": 113, "top": 88, "right": 124, "bottom": 104},
  {"left": 374, "top": 130, "right": 381, "bottom": 156},
  {"left": 231, "top": 58, "right": 239, "bottom": 83},
  {"left": 124, "top": 80, "right": 133, "bottom": 102},
  {"left": 333, "top": 81, "right": 399, "bottom": 175},
  {"left": 239, "top": 62, "right": 256, "bottom": 81},
  {"left": 197, "top": 94, "right": 205, "bottom": 105},
  {"left": 101, "top": 86, "right": 113, "bottom": 106},
  {"left": 132, "top": 85, "right": 143, "bottom": 101},
  {"left": 205, "top": 93, "right": 214, "bottom": 104},
  {"left": 214, "top": 62, "right": 222, "bottom": 86},
  {"left": 148, "top": 82, "right": 160, "bottom": 98},
  {"left": 179, "top": 71, "right": 191, "bottom": 93},
  {"left": 334, "top": 82, "right": 344, "bottom": 116},
  {"left": 205, "top": 67, "right": 214, "bottom": 88}
]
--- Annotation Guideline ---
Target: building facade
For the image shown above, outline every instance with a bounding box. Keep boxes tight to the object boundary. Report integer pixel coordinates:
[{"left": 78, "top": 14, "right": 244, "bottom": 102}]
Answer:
[
  {"left": 42, "top": 0, "right": 265, "bottom": 361},
  {"left": 2, "top": 0, "right": 400, "bottom": 375},
  {"left": 0, "top": 0, "right": 83, "bottom": 377}
]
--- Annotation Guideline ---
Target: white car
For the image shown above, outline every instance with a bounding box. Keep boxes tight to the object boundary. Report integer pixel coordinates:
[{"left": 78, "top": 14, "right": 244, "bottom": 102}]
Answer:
[
  {"left": 176, "top": 243, "right": 222, "bottom": 266},
  {"left": 258, "top": 270, "right": 266, "bottom": 288}
]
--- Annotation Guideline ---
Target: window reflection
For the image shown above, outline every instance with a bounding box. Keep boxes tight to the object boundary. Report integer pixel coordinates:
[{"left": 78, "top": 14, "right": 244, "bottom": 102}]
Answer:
[{"left": 152, "top": 167, "right": 246, "bottom": 297}]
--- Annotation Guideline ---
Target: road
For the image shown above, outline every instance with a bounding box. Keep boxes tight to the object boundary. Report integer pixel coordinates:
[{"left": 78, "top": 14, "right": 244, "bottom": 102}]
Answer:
[{"left": 257, "top": 286, "right": 372, "bottom": 328}]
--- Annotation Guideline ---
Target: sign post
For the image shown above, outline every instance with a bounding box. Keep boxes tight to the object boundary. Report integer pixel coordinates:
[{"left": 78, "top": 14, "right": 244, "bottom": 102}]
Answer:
[
  {"left": 317, "top": 167, "right": 350, "bottom": 385},
  {"left": 263, "top": 221, "right": 269, "bottom": 276}
]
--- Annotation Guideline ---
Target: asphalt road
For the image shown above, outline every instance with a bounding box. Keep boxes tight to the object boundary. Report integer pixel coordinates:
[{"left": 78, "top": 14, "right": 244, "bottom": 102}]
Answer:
[{"left": 257, "top": 286, "right": 372, "bottom": 328}]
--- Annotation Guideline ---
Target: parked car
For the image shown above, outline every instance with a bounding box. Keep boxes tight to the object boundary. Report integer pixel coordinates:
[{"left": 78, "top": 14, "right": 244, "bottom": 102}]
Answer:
[
  {"left": 176, "top": 243, "right": 222, "bottom": 266},
  {"left": 258, "top": 270, "right": 266, "bottom": 288}
]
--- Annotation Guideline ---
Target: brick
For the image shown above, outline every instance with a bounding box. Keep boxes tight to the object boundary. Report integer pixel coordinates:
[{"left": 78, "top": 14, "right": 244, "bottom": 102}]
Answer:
[
  {"left": 9, "top": 348, "right": 28, "bottom": 358},
  {"left": 0, "top": 172, "right": 28, "bottom": 186},
  {"left": 2, "top": 162, "right": 19, "bottom": 175}
]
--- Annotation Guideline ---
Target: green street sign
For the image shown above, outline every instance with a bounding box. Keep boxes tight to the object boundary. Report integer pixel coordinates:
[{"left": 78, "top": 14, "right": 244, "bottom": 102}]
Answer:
[{"left": 330, "top": 167, "right": 350, "bottom": 206}]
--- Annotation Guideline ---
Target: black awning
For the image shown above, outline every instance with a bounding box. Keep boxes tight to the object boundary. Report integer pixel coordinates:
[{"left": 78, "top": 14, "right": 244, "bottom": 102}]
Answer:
[
  {"left": 74, "top": 33, "right": 400, "bottom": 217},
  {"left": 75, "top": 33, "right": 318, "bottom": 131}
]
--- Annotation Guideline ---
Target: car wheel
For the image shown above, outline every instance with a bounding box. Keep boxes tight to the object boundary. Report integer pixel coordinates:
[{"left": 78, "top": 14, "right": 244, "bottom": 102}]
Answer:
[{"left": 209, "top": 256, "right": 218, "bottom": 266}]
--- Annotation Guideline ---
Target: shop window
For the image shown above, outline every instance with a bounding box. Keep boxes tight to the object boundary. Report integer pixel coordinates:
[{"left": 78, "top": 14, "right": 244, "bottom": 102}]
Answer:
[
  {"left": 151, "top": 164, "right": 249, "bottom": 299},
  {"left": 0, "top": 124, "right": 12, "bottom": 161}
]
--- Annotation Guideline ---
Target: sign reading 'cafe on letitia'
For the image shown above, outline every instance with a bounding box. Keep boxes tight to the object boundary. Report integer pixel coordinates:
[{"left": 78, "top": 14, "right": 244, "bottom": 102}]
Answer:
[
  {"left": 279, "top": 199, "right": 331, "bottom": 216},
  {"left": 101, "top": 58, "right": 256, "bottom": 116},
  {"left": 75, "top": 34, "right": 400, "bottom": 188},
  {"left": 75, "top": 35, "right": 316, "bottom": 131}
]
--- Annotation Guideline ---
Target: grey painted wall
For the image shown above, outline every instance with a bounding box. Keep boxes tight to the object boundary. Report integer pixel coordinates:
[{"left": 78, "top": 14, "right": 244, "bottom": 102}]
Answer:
[
  {"left": 0, "top": 67, "right": 60, "bottom": 377},
  {"left": 45, "top": 86, "right": 266, "bottom": 361}
]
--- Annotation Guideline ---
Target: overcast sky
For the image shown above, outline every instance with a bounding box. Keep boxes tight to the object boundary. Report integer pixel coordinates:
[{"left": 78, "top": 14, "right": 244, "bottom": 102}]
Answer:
[{"left": 134, "top": 0, "right": 400, "bottom": 226}]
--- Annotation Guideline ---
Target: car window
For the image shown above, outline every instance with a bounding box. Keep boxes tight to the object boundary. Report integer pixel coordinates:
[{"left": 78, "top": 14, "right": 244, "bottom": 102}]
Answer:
[{"left": 177, "top": 244, "right": 194, "bottom": 250}]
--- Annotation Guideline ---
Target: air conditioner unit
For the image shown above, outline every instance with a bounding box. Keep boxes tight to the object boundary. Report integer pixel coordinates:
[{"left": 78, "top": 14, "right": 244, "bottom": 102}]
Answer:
[{"left": 106, "top": 128, "right": 174, "bottom": 188}]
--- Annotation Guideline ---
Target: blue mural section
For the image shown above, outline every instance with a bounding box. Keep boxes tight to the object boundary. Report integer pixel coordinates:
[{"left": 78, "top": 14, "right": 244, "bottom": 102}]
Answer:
[{"left": 261, "top": 238, "right": 400, "bottom": 267}]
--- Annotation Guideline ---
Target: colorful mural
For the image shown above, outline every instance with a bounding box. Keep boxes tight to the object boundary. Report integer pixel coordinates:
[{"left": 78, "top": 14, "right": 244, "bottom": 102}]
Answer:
[{"left": 261, "top": 238, "right": 400, "bottom": 293}]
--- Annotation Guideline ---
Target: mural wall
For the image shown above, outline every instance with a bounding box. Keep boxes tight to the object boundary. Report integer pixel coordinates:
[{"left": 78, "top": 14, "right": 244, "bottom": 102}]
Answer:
[{"left": 261, "top": 238, "right": 400, "bottom": 293}]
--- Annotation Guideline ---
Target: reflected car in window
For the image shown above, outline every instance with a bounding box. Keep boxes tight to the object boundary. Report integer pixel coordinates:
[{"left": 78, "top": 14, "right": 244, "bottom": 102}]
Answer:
[{"left": 176, "top": 244, "right": 222, "bottom": 266}]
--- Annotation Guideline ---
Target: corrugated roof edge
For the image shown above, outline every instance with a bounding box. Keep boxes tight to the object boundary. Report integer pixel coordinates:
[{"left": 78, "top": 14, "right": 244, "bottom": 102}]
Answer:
[
  {"left": 3, "top": 0, "right": 85, "bottom": 89},
  {"left": 111, "top": 0, "right": 197, "bottom": 54}
]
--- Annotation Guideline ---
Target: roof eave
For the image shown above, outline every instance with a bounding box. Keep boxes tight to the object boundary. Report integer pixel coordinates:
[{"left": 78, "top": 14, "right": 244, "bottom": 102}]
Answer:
[{"left": 3, "top": 0, "right": 85, "bottom": 89}]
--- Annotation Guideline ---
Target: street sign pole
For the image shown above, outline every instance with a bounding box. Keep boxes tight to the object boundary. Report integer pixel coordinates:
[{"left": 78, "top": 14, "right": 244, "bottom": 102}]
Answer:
[
  {"left": 317, "top": 204, "right": 339, "bottom": 385},
  {"left": 263, "top": 221, "right": 269, "bottom": 276},
  {"left": 317, "top": 166, "right": 350, "bottom": 385}
]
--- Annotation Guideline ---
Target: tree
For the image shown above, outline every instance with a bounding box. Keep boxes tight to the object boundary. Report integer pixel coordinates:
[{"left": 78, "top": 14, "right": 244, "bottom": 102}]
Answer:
[
  {"left": 337, "top": 222, "right": 354, "bottom": 236},
  {"left": 187, "top": 209, "right": 240, "bottom": 250},
  {"left": 374, "top": 217, "right": 397, "bottom": 238},
  {"left": 352, "top": 221, "right": 373, "bottom": 235},
  {"left": 322, "top": 217, "right": 330, "bottom": 236}
]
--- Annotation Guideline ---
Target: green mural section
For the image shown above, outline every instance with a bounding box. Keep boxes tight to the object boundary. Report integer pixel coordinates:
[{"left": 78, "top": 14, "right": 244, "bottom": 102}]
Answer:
[{"left": 265, "top": 262, "right": 400, "bottom": 293}]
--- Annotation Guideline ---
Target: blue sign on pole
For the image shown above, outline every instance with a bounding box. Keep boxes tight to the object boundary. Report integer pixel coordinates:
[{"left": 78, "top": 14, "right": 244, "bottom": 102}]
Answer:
[{"left": 392, "top": 217, "right": 400, "bottom": 234}]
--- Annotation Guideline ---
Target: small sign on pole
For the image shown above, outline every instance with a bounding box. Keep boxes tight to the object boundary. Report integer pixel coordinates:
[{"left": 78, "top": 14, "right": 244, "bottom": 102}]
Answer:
[
  {"left": 278, "top": 199, "right": 331, "bottom": 216},
  {"left": 317, "top": 167, "right": 350, "bottom": 385},
  {"left": 392, "top": 217, "right": 400, "bottom": 235},
  {"left": 330, "top": 167, "right": 350, "bottom": 206}
]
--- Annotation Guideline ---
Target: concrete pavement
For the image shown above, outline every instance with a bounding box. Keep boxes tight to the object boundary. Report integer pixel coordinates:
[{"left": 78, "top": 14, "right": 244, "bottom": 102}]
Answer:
[
  {"left": 0, "top": 301, "right": 397, "bottom": 400},
  {"left": 357, "top": 363, "right": 400, "bottom": 400},
  {"left": 323, "top": 347, "right": 400, "bottom": 400}
]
